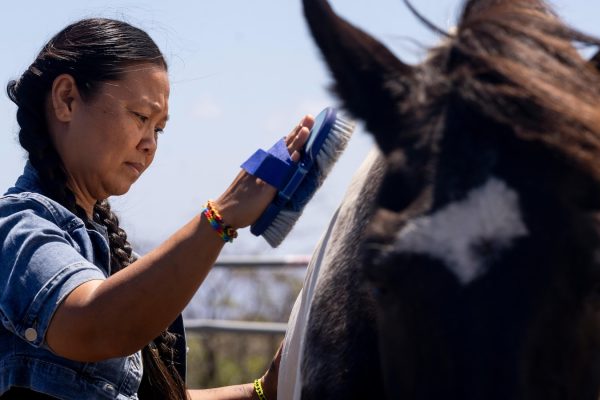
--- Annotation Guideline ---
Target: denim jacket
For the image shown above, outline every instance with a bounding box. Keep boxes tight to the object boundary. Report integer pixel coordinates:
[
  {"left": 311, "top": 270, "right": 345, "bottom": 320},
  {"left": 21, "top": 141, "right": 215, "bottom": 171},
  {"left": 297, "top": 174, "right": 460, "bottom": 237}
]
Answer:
[{"left": 0, "top": 163, "right": 147, "bottom": 399}]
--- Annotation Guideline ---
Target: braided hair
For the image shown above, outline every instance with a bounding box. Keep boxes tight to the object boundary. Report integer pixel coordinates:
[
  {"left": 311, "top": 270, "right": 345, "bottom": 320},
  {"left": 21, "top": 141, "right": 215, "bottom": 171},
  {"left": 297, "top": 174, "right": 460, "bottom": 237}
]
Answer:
[{"left": 6, "top": 18, "right": 187, "bottom": 400}]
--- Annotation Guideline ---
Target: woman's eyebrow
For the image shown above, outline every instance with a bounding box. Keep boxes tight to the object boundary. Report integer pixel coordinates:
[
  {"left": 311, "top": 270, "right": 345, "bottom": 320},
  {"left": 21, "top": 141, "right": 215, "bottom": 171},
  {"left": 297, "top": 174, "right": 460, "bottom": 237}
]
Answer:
[{"left": 136, "top": 99, "right": 169, "bottom": 121}]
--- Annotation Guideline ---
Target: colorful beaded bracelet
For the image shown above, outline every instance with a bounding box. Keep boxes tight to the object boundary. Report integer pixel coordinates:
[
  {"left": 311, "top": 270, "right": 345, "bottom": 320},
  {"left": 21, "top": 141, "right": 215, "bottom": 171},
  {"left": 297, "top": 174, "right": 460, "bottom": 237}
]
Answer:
[
  {"left": 253, "top": 378, "right": 267, "bottom": 400},
  {"left": 202, "top": 201, "right": 238, "bottom": 243}
]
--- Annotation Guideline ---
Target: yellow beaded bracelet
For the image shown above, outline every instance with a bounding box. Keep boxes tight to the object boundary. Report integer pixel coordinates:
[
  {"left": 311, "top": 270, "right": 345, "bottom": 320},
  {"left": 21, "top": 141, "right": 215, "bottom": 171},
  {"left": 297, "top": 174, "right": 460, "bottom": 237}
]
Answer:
[
  {"left": 253, "top": 378, "right": 267, "bottom": 400},
  {"left": 202, "top": 201, "right": 238, "bottom": 243}
]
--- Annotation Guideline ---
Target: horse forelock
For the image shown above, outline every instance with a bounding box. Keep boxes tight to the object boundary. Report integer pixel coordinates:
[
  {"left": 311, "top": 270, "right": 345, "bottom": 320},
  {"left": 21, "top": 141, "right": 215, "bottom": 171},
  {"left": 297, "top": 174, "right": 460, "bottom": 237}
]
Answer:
[{"left": 416, "top": 0, "right": 600, "bottom": 182}]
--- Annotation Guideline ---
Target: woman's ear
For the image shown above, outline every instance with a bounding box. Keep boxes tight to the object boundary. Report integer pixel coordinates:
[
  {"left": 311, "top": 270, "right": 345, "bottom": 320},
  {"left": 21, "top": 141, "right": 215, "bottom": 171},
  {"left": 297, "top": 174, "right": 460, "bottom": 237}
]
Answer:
[{"left": 50, "top": 74, "right": 81, "bottom": 122}]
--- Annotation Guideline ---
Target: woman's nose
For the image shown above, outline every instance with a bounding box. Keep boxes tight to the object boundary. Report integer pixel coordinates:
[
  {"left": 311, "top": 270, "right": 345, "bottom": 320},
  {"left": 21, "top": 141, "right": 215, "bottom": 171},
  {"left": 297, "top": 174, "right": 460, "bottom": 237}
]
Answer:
[{"left": 138, "top": 130, "right": 157, "bottom": 155}]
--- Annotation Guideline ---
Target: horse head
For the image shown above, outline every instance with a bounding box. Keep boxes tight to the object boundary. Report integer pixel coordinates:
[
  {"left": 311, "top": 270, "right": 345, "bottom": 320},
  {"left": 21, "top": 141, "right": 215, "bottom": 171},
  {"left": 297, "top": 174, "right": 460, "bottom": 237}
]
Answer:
[{"left": 303, "top": 0, "right": 600, "bottom": 398}]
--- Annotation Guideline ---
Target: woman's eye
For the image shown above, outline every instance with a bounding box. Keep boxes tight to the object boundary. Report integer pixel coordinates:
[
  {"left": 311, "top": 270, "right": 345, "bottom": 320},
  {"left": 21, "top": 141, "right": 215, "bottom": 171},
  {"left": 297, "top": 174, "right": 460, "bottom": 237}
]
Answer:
[
  {"left": 134, "top": 112, "right": 148, "bottom": 123},
  {"left": 154, "top": 127, "right": 165, "bottom": 136}
]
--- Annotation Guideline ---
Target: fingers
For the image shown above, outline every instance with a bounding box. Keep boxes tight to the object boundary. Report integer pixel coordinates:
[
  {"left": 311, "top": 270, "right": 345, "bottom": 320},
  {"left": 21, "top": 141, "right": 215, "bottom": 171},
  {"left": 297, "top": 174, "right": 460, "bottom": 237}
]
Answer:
[
  {"left": 285, "top": 114, "right": 314, "bottom": 146},
  {"left": 301, "top": 114, "right": 315, "bottom": 131},
  {"left": 284, "top": 125, "right": 301, "bottom": 147},
  {"left": 286, "top": 114, "right": 315, "bottom": 162},
  {"left": 290, "top": 127, "right": 309, "bottom": 162}
]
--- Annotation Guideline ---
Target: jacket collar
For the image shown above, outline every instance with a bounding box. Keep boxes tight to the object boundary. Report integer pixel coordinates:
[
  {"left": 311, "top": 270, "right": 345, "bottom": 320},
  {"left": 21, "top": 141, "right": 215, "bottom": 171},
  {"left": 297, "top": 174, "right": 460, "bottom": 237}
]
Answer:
[{"left": 4, "top": 161, "right": 44, "bottom": 196}]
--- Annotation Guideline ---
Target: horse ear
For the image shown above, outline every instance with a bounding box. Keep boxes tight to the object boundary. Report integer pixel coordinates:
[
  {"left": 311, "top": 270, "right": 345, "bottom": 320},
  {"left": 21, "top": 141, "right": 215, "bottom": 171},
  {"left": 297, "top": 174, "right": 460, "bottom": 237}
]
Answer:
[{"left": 303, "top": 0, "right": 414, "bottom": 144}]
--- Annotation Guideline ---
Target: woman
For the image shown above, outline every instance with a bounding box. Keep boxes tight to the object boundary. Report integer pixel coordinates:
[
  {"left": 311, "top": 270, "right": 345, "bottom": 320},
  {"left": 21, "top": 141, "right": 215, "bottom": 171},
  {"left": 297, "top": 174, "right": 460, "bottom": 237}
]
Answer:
[{"left": 0, "top": 18, "right": 312, "bottom": 399}]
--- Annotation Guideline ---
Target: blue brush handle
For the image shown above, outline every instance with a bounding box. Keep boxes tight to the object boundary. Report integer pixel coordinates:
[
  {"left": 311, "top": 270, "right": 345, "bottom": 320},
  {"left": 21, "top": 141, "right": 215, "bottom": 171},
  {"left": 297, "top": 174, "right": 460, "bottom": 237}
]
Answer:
[
  {"left": 277, "top": 165, "right": 309, "bottom": 202},
  {"left": 250, "top": 203, "right": 281, "bottom": 236},
  {"left": 250, "top": 169, "right": 308, "bottom": 236}
]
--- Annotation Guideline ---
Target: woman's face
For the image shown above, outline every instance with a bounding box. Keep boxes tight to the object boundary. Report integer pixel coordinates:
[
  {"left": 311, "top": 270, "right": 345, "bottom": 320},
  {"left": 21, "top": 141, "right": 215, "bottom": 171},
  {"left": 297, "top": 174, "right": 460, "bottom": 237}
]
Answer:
[{"left": 51, "top": 64, "right": 170, "bottom": 203}]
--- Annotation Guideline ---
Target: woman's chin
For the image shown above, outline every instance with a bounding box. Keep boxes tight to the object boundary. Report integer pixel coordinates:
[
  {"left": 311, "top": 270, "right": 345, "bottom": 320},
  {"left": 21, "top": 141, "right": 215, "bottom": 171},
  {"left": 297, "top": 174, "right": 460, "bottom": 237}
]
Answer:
[
  {"left": 114, "top": 186, "right": 132, "bottom": 196},
  {"left": 105, "top": 182, "right": 134, "bottom": 198}
]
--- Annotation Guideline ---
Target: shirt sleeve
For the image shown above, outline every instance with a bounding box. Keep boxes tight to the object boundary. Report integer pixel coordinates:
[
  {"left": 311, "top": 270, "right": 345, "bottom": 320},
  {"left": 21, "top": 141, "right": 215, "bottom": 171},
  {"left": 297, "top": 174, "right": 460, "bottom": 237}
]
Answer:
[{"left": 0, "top": 196, "right": 107, "bottom": 349}]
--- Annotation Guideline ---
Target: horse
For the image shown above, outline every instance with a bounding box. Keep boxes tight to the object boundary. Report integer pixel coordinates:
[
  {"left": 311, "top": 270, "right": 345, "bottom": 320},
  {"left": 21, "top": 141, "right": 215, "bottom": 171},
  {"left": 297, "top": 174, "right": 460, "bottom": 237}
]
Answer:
[{"left": 279, "top": 0, "right": 600, "bottom": 399}]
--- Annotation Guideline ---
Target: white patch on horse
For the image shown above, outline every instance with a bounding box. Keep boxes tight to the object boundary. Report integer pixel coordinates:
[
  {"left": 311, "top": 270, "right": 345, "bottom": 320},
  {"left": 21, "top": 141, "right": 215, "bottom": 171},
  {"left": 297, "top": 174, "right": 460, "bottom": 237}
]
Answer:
[{"left": 393, "top": 177, "right": 528, "bottom": 285}]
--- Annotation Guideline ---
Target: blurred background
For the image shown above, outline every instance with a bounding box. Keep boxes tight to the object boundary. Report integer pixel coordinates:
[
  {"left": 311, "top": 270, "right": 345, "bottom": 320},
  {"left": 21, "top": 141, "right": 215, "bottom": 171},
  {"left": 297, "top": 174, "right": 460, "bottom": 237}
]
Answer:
[{"left": 1, "top": 0, "right": 597, "bottom": 388}]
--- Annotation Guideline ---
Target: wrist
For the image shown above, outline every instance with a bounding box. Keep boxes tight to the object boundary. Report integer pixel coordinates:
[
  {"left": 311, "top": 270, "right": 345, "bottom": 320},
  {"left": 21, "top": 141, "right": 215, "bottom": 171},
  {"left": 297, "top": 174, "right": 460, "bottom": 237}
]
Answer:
[
  {"left": 202, "top": 200, "right": 238, "bottom": 243},
  {"left": 248, "top": 382, "right": 260, "bottom": 400},
  {"left": 211, "top": 196, "right": 240, "bottom": 229},
  {"left": 253, "top": 378, "right": 269, "bottom": 400}
]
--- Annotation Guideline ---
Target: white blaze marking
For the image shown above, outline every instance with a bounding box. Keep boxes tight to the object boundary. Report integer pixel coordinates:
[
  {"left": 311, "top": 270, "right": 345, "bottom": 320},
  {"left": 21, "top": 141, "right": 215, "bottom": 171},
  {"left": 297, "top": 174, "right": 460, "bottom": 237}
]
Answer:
[{"left": 393, "top": 177, "right": 528, "bottom": 285}]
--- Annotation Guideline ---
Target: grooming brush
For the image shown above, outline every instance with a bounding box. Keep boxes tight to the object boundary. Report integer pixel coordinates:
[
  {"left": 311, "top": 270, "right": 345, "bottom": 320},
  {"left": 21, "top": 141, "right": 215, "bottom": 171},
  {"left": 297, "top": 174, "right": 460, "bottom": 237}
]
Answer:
[{"left": 250, "top": 107, "right": 355, "bottom": 247}]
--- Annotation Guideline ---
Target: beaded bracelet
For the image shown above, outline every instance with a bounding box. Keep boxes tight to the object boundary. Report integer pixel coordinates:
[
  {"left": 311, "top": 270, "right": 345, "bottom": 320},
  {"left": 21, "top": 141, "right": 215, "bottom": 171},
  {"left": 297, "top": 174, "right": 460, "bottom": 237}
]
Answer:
[
  {"left": 253, "top": 378, "right": 267, "bottom": 400},
  {"left": 202, "top": 201, "right": 238, "bottom": 243}
]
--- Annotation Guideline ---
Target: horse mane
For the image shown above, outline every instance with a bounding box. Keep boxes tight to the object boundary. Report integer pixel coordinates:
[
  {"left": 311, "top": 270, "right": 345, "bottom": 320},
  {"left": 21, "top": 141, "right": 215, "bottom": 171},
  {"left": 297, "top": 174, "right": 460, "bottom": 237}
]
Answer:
[{"left": 403, "top": 0, "right": 600, "bottom": 183}]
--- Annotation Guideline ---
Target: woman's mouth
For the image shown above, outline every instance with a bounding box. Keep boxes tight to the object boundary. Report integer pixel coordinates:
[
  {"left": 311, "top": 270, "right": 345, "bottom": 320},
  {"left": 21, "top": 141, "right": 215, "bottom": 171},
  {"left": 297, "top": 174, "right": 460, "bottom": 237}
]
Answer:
[{"left": 125, "top": 162, "right": 145, "bottom": 176}]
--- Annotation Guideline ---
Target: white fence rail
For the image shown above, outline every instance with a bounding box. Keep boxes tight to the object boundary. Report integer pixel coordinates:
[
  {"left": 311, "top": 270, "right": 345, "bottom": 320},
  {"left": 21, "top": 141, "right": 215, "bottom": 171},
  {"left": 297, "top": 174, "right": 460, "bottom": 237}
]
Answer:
[
  {"left": 211, "top": 255, "right": 311, "bottom": 269},
  {"left": 185, "top": 319, "right": 288, "bottom": 335},
  {"left": 184, "top": 255, "right": 309, "bottom": 335}
]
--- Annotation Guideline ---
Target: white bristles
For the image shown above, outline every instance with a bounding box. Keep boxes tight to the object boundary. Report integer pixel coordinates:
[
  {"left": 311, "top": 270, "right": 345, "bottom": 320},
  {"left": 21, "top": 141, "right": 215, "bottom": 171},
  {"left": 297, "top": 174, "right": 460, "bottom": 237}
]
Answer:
[
  {"left": 262, "top": 114, "right": 356, "bottom": 247},
  {"left": 262, "top": 209, "right": 301, "bottom": 247},
  {"left": 315, "top": 117, "right": 355, "bottom": 176}
]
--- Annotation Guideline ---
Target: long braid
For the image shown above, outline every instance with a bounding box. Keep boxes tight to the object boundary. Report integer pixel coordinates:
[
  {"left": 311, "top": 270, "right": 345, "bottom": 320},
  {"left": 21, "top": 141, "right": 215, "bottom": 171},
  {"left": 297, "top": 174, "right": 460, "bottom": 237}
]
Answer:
[
  {"left": 94, "top": 201, "right": 187, "bottom": 400},
  {"left": 93, "top": 200, "right": 134, "bottom": 272},
  {"left": 139, "top": 334, "right": 188, "bottom": 400},
  {"left": 7, "top": 18, "right": 188, "bottom": 400}
]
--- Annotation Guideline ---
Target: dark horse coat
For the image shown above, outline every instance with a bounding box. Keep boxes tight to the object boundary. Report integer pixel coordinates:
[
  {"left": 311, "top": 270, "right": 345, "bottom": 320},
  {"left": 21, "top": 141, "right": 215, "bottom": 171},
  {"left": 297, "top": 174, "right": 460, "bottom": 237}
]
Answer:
[{"left": 280, "top": 0, "right": 600, "bottom": 399}]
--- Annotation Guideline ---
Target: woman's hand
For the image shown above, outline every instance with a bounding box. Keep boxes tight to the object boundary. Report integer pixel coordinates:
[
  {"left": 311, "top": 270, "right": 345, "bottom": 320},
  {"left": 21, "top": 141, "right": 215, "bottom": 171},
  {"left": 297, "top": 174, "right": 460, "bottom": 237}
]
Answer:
[
  {"left": 213, "top": 115, "right": 314, "bottom": 229},
  {"left": 186, "top": 341, "right": 283, "bottom": 400}
]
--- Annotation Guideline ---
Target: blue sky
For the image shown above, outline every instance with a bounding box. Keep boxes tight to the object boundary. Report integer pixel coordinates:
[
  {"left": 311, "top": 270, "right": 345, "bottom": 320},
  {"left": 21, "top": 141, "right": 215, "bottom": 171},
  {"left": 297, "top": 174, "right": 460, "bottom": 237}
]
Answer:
[{"left": 0, "top": 1, "right": 597, "bottom": 256}]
